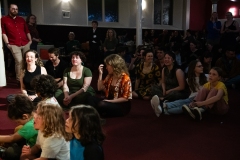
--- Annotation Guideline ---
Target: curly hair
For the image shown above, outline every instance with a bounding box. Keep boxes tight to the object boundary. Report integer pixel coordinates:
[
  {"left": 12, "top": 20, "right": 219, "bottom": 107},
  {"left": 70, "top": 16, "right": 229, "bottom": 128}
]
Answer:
[
  {"left": 8, "top": 94, "right": 34, "bottom": 120},
  {"left": 48, "top": 48, "right": 60, "bottom": 56},
  {"left": 26, "top": 14, "right": 37, "bottom": 25},
  {"left": 70, "top": 105, "right": 105, "bottom": 146},
  {"left": 70, "top": 51, "right": 86, "bottom": 63},
  {"left": 104, "top": 54, "right": 129, "bottom": 76},
  {"left": 187, "top": 60, "right": 207, "bottom": 92},
  {"left": 106, "top": 29, "right": 117, "bottom": 39},
  {"left": 36, "top": 102, "right": 72, "bottom": 141},
  {"left": 22, "top": 50, "right": 44, "bottom": 72},
  {"left": 31, "top": 75, "right": 58, "bottom": 98}
]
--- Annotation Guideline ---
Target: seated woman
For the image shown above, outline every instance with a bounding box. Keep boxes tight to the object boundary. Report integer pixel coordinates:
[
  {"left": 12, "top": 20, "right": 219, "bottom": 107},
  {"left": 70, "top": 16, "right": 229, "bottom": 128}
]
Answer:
[
  {"left": 88, "top": 54, "right": 132, "bottom": 117},
  {"left": 31, "top": 74, "right": 59, "bottom": 105},
  {"left": 103, "top": 29, "right": 118, "bottom": 57},
  {"left": 0, "top": 94, "right": 38, "bottom": 160},
  {"left": 55, "top": 51, "right": 95, "bottom": 108},
  {"left": 151, "top": 60, "right": 208, "bottom": 117},
  {"left": 151, "top": 52, "right": 189, "bottom": 114},
  {"left": 20, "top": 102, "right": 71, "bottom": 159},
  {"left": 133, "top": 49, "right": 161, "bottom": 100},
  {"left": 65, "top": 105, "right": 105, "bottom": 160},
  {"left": 182, "top": 67, "right": 229, "bottom": 121},
  {"left": 7, "top": 50, "right": 47, "bottom": 105}
]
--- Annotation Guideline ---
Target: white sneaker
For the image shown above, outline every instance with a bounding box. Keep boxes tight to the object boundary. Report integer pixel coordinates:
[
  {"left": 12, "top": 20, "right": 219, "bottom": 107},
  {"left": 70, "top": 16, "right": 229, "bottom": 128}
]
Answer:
[
  {"left": 151, "top": 95, "right": 159, "bottom": 110},
  {"left": 150, "top": 95, "right": 162, "bottom": 117}
]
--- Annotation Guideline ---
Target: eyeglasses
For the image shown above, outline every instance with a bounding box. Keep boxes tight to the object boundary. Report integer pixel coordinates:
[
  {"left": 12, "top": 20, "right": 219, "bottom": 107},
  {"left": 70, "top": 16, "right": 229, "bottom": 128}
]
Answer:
[{"left": 196, "top": 65, "right": 203, "bottom": 68}]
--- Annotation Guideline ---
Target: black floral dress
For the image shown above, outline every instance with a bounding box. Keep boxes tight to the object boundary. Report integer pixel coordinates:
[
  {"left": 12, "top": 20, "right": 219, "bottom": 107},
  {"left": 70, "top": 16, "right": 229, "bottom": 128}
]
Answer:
[{"left": 135, "top": 62, "right": 161, "bottom": 98}]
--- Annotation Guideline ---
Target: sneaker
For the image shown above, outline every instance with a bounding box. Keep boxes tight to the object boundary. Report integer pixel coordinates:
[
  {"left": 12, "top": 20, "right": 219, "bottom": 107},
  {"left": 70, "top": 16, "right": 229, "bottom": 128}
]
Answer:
[
  {"left": 182, "top": 104, "right": 195, "bottom": 119},
  {"left": 150, "top": 95, "right": 162, "bottom": 117},
  {"left": 193, "top": 107, "right": 202, "bottom": 121},
  {"left": 151, "top": 95, "right": 159, "bottom": 110}
]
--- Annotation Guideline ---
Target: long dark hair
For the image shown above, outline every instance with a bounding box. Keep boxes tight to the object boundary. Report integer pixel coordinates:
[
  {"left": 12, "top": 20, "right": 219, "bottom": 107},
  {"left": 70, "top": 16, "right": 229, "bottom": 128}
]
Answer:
[
  {"left": 187, "top": 60, "right": 207, "bottom": 92},
  {"left": 70, "top": 105, "right": 105, "bottom": 146},
  {"left": 164, "top": 52, "right": 180, "bottom": 78}
]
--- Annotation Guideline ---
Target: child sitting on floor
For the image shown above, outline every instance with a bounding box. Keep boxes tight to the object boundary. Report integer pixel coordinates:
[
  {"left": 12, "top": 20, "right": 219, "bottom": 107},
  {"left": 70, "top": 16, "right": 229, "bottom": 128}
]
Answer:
[
  {"left": 0, "top": 94, "right": 38, "bottom": 160},
  {"left": 182, "top": 67, "right": 229, "bottom": 121},
  {"left": 65, "top": 105, "right": 105, "bottom": 160},
  {"left": 20, "top": 102, "right": 71, "bottom": 160}
]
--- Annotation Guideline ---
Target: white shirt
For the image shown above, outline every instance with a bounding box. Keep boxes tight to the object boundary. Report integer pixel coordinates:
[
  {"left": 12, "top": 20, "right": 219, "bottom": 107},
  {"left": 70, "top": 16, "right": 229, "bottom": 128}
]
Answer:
[{"left": 36, "top": 131, "right": 70, "bottom": 160}]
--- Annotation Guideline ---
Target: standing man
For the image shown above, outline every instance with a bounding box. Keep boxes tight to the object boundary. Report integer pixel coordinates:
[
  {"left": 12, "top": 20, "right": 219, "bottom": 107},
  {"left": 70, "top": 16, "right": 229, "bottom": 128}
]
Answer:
[
  {"left": 1, "top": 4, "right": 32, "bottom": 82},
  {"left": 87, "top": 21, "right": 102, "bottom": 70}
]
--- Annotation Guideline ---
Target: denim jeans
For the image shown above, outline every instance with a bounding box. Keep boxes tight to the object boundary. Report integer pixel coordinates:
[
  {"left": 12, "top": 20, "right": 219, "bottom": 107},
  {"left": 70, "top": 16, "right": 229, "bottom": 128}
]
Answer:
[
  {"left": 224, "top": 75, "right": 240, "bottom": 88},
  {"left": 165, "top": 96, "right": 195, "bottom": 114}
]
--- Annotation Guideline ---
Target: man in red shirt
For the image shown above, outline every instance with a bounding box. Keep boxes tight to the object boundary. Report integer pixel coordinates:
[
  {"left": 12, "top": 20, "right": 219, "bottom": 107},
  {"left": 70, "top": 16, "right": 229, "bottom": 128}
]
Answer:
[{"left": 1, "top": 4, "right": 32, "bottom": 81}]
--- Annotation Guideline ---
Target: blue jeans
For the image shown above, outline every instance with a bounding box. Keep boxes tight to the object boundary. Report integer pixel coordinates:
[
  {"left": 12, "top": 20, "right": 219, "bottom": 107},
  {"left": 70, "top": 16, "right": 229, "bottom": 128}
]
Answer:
[{"left": 165, "top": 97, "right": 195, "bottom": 114}]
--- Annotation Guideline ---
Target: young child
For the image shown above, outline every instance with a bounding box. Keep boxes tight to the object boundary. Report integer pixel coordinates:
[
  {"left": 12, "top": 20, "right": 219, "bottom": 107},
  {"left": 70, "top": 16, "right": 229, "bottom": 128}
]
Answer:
[
  {"left": 183, "top": 67, "right": 229, "bottom": 121},
  {"left": 31, "top": 74, "right": 59, "bottom": 105},
  {"left": 65, "top": 105, "right": 105, "bottom": 160},
  {"left": 21, "top": 102, "right": 71, "bottom": 160},
  {"left": 0, "top": 94, "right": 38, "bottom": 160}
]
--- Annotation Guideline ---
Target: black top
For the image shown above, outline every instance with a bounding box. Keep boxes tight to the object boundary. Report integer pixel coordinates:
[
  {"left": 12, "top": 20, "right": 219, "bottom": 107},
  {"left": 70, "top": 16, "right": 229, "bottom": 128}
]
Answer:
[
  {"left": 23, "top": 65, "right": 41, "bottom": 95},
  {"left": 84, "top": 142, "right": 104, "bottom": 160},
  {"left": 44, "top": 59, "right": 68, "bottom": 80},
  {"left": 87, "top": 28, "right": 101, "bottom": 46}
]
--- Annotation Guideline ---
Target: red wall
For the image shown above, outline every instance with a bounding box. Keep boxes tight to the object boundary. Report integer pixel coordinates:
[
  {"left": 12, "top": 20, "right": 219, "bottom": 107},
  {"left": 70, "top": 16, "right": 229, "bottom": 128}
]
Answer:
[
  {"left": 189, "top": 0, "right": 240, "bottom": 31},
  {"left": 217, "top": 0, "right": 240, "bottom": 19},
  {"left": 189, "top": 0, "right": 212, "bottom": 31}
]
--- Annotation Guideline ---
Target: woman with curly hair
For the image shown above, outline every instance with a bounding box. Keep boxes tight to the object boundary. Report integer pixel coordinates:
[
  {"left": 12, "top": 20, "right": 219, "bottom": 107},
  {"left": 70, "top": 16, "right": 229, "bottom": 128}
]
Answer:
[
  {"left": 65, "top": 105, "right": 105, "bottom": 160},
  {"left": 21, "top": 102, "right": 72, "bottom": 160},
  {"left": 133, "top": 49, "right": 161, "bottom": 100},
  {"left": 88, "top": 54, "right": 132, "bottom": 117},
  {"left": 31, "top": 74, "right": 59, "bottom": 105},
  {"left": 6, "top": 50, "right": 47, "bottom": 105},
  {"left": 55, "top": 51, "right": 95, "bottom": 108},
  {"left": 151, "top": 60, "right": 208, "bottom": 116}
]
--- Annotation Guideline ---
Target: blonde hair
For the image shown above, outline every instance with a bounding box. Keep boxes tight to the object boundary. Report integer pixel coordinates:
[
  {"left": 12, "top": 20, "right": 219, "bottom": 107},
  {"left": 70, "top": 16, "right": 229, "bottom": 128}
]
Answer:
[
  {"left": 37, "top": 102, "right": 72, "bottom": 141},
  {"left": 22, "top": 50, "right": 44, "bottom": 73},
  {"left": 104, "top": 54, "right": 129, "bottom": 76},
  {"left": 106, "top": 29, "right": 117, "bottom": 39}
]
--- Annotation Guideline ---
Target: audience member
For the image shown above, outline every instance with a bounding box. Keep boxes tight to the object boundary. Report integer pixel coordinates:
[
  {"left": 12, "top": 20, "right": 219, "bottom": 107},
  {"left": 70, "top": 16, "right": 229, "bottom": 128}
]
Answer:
[
  {"left": 221, "top": 12, "right": 240, "bottom": 49},
  {"left": 65, "top": 105, "right": 105, "bottom": 160},
  {"left": 200, "top": 51, "right": 212, "bottom": 74},
  {"left": 151, "top": 52, "right": 189, "bottom": 106},
  {"left": 55, "top": 51, "right": 95, "bottom": 108},
  {"left": 7, "top": 50, "right": 47, "bottom": 105},
  {"left": 103, "top": 29, "right": 118, "bottom": 57},
  {"left": 31, "top": 74, "right": 59, "bottom": 105},
  {"left": 183, "top": 67, "right": 229, "bottom": 121},
  {"left": 87, "top": 21, "right": 102, "bottom": 69},
  {"left": 206, "top": 12, "right": 221, "bottom": 45},
  {"left": 154, "top": 47, "right": 165, "bottom": 73},
  {"left": 44, "top": 48, "right": 68, "bottom": 88},
  {"left": 20, "top": 102, "right": 71, "bottom": 159},
  {"left": 65, "top": 32, "right": 81, "bottom": 55},
  {"left": 215, "top": 46, "right": 240, "bottom": 88},
  {"left": 116, "top": 46, "right": 131, "bottom": 67},
  {"left": 0, "top": 94, "right": 37, "bottom": 160},
  {"left": 151, "top": 60, "right": 207, "bottom": 116},
  {"left": 133, "top": 49, "right": 161, "bottom": 100},
  {"left": 1, "top": 4, "right": 32, "bottom": 82},
  {"left": 88, "top": 54, "right": 132, "bottom": 117},
  {"left": 26, "top": 14, "right": 41, "bottom": 50}
]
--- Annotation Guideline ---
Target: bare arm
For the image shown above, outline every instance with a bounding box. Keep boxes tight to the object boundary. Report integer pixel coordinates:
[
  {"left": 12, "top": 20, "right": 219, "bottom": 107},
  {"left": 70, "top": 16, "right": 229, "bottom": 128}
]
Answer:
[
  {"left": 63, "top": 77, "right": 70, "bottom": 97},
  {"left": 27, "top": 33, "right": 32, "bottom": 43},
  {"left": 166, "top": 69, "right": 185, "bottom": 93},
  {"left": 70, "top": 77, "right": 92, "bottom": 98},
  {"left": 20, "top": 72, "right": 28, "bottom": 96},
  {"left": 41, "top": 67, "right": 47, "bottom": 75},
  {"left": 161, "top": 68, "right": 166, "bottom": 96},
  {"left": 2, "top": 34, "right": 9, "bottom": 44},
  {"left": 220, "top": 22, "right": 225, "bottom": 34},
  {"left": 134, "top": 79, "right": 140, "bottom": 90},
  {"left": 0, "top": 132, "right": 23, "bottom": 143},
  {"left": 21, "top": 144, "right": 41, "bottom": 160},
  {"left": 97, "top": 64, "right": 106, "bottom": 91}
]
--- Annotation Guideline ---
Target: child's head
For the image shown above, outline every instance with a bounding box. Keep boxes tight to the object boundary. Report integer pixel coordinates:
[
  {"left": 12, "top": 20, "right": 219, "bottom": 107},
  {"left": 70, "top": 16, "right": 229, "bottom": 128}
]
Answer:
[
  {"left": 209, "top": 67, "right": 223, "bottom": 83},
  {"left": 34, "top": 102, "right": 71, "bottom": 140},
  {"left": 8, "top": 94, "right": 34, "bottom": 125},
  {"left": 31, "top": 75, "right": 58, "bottom": 99},
  {"left": 65, "top": 105, "right": 105, "bottom": 146}
]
